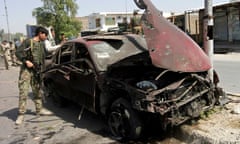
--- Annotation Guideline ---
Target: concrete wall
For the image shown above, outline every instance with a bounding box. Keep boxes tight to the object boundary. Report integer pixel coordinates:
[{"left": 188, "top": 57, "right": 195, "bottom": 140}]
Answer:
[
  {"left": 197, "top": 2, "right": 240, "bottom": 45},
  {"left": 87, "top": 12, "right": 141, "bottom": 32}
]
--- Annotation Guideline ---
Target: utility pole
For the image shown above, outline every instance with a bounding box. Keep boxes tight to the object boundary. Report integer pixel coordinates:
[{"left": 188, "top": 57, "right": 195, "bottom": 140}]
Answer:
[
  {"left": 3, "top": 0, "right": 11, "bottom": 41},
  {"left": 203, "top": 0, "right": 214, "bottom": 82}
]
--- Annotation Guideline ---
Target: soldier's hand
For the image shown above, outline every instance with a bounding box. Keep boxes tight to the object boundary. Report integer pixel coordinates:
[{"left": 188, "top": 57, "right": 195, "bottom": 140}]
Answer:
[{"left": 25, "top": 60, "right": 34, "bottom": 68}]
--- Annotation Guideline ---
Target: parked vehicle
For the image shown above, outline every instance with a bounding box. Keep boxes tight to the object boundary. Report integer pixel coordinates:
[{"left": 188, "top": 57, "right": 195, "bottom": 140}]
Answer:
[{"left": 43, "top": 0, "right": 225, "bottom": 140}]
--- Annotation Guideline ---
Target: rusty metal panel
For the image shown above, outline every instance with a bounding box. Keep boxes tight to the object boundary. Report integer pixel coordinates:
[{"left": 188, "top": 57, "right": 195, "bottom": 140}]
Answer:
[{"left": 141, "top": 0, "right": 211, "bottom": 72}]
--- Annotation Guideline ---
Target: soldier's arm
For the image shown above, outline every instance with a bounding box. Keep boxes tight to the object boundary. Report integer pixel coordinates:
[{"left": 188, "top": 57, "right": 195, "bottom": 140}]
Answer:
[{"left": 44, "top": 40, "right": 61, "bottom": 53}]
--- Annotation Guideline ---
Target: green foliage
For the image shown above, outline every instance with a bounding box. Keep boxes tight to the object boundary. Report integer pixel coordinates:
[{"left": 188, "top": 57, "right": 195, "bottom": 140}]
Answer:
[
  {"left": 13, "top": 33, "right": 24, "bottom": 40},
  {"left": 0, "top": 29, "right": 4, "bottom": 41},
  {"left": 200, "top": 106, "right": 223, "bottom": 120},
  {"left": 32, "top": 0, "right": 82, "bottom": 42}
]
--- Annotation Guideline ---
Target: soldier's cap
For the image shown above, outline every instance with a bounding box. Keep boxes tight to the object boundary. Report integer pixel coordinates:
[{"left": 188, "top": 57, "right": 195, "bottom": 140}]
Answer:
[{"left": 35, "top": 26, "right": 49, "bottom": 36}]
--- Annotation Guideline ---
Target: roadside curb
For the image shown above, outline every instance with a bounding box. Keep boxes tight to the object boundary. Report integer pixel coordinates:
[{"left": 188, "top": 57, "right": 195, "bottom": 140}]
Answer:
[
  {"left": 227, "top": 92, "right": 240, "bottom": 97},
  {"left": 213, "top": 53, "right": 240, "bottom": 61}
]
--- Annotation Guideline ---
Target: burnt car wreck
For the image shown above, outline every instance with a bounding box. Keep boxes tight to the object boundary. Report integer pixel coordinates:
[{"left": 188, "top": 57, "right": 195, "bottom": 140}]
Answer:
[{"left": 43, "top": 0, "right": 225, "bottom": 140}]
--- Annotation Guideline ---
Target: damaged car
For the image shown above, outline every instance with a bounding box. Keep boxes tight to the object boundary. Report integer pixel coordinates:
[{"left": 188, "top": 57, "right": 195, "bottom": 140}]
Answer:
[{"left": 43, "top": 0, "right": 224, "bottom": 140}]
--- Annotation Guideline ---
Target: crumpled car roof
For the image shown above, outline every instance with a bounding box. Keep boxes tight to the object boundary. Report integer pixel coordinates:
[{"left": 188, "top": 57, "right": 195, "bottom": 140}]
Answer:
[{"left": 69, "top": 34, "right": 148, "bottom": 71}]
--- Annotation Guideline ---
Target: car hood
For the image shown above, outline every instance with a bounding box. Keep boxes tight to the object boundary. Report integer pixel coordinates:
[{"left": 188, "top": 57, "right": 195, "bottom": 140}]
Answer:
[{"left": 141, "top": 0, "right": 211, "bottom": 72}]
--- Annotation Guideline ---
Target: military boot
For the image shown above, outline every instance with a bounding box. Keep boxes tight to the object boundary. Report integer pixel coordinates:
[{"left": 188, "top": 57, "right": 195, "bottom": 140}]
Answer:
[
  {"left": 15, "top": 115, "right": 24, "bottom": 125},
  {"left": 37, "top": 108, "right": 53, "bottom": 116}
]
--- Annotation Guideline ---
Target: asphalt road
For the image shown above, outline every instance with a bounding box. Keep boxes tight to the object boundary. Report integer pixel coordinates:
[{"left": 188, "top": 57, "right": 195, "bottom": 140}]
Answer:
[
  {"left": 0, "top": 66, "right": 118, "bottom": 144},
  {"left": 214, "top": 53, "right": 240, "bottom": 94},
  {"left": 0, "top": 63, "right": 184, "bottom": 144},
  {"left": 0, "top": 53, "right": 239, "bottom": 144}
]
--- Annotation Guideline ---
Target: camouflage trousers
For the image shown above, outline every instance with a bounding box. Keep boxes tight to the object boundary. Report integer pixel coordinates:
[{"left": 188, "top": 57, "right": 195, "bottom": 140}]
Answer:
[{"left": 18, "top": 66, "right": 42, "bottom": 115}]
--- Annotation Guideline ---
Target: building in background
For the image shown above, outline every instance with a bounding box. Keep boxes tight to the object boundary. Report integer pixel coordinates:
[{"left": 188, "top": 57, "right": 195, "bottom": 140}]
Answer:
[
  {"left": 77, "top": 16, "right": 89, "bottom": 31},
  {"left": 167, "top": 11, "right": 200, "bottom": 43},
  {"left": 230, "top": 0, "right": 240, "bottom": 2},
  {"left": 199, "top": 1, "right": 240, "bottom": 52},
  {"left": 76, "top": 1, "right": 240, "bottom": 52},
  {"left": 77, "top": 11, "right": 175, "bottom": 36},
  {"left": 168, "top": 1, "right": 240, "bottom": 52},
  {"left": 88, "top": 12, "right": 130, "bottom": 32}
]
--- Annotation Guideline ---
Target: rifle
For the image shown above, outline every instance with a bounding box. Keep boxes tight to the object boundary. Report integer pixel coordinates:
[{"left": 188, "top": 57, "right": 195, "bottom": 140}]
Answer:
[{"left": 23, "top": 43, "right": 41, "bottom": 81}]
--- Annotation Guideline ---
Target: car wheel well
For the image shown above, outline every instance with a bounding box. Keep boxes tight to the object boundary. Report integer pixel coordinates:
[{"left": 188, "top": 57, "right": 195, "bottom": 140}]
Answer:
[
  {"left": 103, "top": 89, "right": 131, "bottom": 115},
  {"left": 107, "top": 97, "right": 143, "bottom": 140}
]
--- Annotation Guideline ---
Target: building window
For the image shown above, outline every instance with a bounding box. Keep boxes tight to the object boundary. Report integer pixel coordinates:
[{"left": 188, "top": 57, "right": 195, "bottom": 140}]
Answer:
[
  {"left": 96, "top": 18, "right": 101, "bottom": 27},
  {"left": 123, "top": 17, "right": 127, "bottom": 23},
  {"left": 105, "top": 17, "right": 116, "bottom": 25}
]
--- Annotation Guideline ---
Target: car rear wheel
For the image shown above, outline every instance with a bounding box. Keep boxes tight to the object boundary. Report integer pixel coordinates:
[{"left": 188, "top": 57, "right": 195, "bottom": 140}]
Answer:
[{"left": 108, "top": 98, "right": 143, "bottom": 140}]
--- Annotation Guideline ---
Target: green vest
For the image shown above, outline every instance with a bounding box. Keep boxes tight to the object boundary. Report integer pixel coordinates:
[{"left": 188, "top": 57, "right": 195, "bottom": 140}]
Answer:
[
  {"left": 15, "top": 38, "right": 45, "bottom": 67},
  {"left": 31, "top": 40, "right": 45, "bottom": 65}
]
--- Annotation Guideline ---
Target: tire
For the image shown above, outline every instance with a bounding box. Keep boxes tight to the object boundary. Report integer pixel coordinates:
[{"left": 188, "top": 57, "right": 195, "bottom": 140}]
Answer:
[{"left": 108, "top": 98, "right": 143, "bottom": 140}]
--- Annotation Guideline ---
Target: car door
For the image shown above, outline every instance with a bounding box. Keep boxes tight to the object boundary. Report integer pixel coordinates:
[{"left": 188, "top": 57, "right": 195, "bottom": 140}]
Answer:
[
  {"left": 69, "top": 42, "right": 97, "bottom": 112},
  {"left": 50, "top": 43, "right": 74, "bottom": 100}
]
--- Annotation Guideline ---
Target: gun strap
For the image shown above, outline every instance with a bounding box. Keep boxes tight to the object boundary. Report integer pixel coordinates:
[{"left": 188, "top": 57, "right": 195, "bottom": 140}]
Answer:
[
  {"left": 29, "top": 39, "right": 35, "bottom": 65},
  {"left": 29, "top": 39, "right": 34, "bottom": 61},
  {"left": 30, "top": 39, "right": 33, "bottom": 51}
]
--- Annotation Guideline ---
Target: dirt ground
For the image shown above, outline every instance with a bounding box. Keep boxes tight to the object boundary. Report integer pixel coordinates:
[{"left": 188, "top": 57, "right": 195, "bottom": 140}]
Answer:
[{"left": 178, "top": 95, "right": 240, "bottom": 144}]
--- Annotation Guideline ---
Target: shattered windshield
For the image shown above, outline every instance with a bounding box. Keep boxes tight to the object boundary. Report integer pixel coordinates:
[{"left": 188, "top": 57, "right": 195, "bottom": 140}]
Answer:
[
  {"left": 89, "top": 36, "right": 147, "bottom": 71},
  {"left": 90, "top": 41, "right": 121, "bottom": 71}
]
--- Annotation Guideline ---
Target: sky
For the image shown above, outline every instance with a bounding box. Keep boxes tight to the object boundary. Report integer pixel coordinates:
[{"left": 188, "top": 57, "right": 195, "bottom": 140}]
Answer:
[{"left": 0, "top": 0, "right": 229, "bottom": 35}]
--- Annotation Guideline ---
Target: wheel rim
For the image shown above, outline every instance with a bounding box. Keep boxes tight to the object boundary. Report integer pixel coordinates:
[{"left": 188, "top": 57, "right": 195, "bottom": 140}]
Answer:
[
  {"left": 108, "top": 98, "right": 143, "bottom": 140},
  {"left": 108, "top": 108, "right": 129, "bottom": 139}
]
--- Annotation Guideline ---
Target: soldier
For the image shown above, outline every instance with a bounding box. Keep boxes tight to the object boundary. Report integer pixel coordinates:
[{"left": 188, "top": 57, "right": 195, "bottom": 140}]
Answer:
[
  {"left": 0, "top": 40, "right": 10, "bottom": 69},
  {"left": 15, "top": 26, "right": 53, "bottom": 125},
  {"left": 9, "top": 41, "right": 17, "bottom": 66}
]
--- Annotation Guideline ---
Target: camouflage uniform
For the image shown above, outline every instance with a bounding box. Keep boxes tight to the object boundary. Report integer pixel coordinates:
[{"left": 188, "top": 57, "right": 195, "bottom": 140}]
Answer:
[
  {"left": 15, "top": 39, "right": 45, "bottom": 115},
  {"left": 0, "top": 41, "right": 10, "bottom": 69}
]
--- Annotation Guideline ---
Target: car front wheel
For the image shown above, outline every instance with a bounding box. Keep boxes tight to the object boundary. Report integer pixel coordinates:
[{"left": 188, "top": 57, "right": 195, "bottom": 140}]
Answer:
[{"left": 108, "top": 98, "right": 143, "bottom": 140}]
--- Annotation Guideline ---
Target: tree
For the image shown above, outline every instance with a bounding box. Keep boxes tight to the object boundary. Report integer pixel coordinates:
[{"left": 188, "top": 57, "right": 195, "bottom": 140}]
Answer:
[
  {"left": 32, "top": 0, "right": 82, "bottom": 42},
  {"left": 0, "top": 29, "right": 4, "bottom": 41},
  {"left": 14, "top": 33, "right": 25, "bottom": 40}
]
